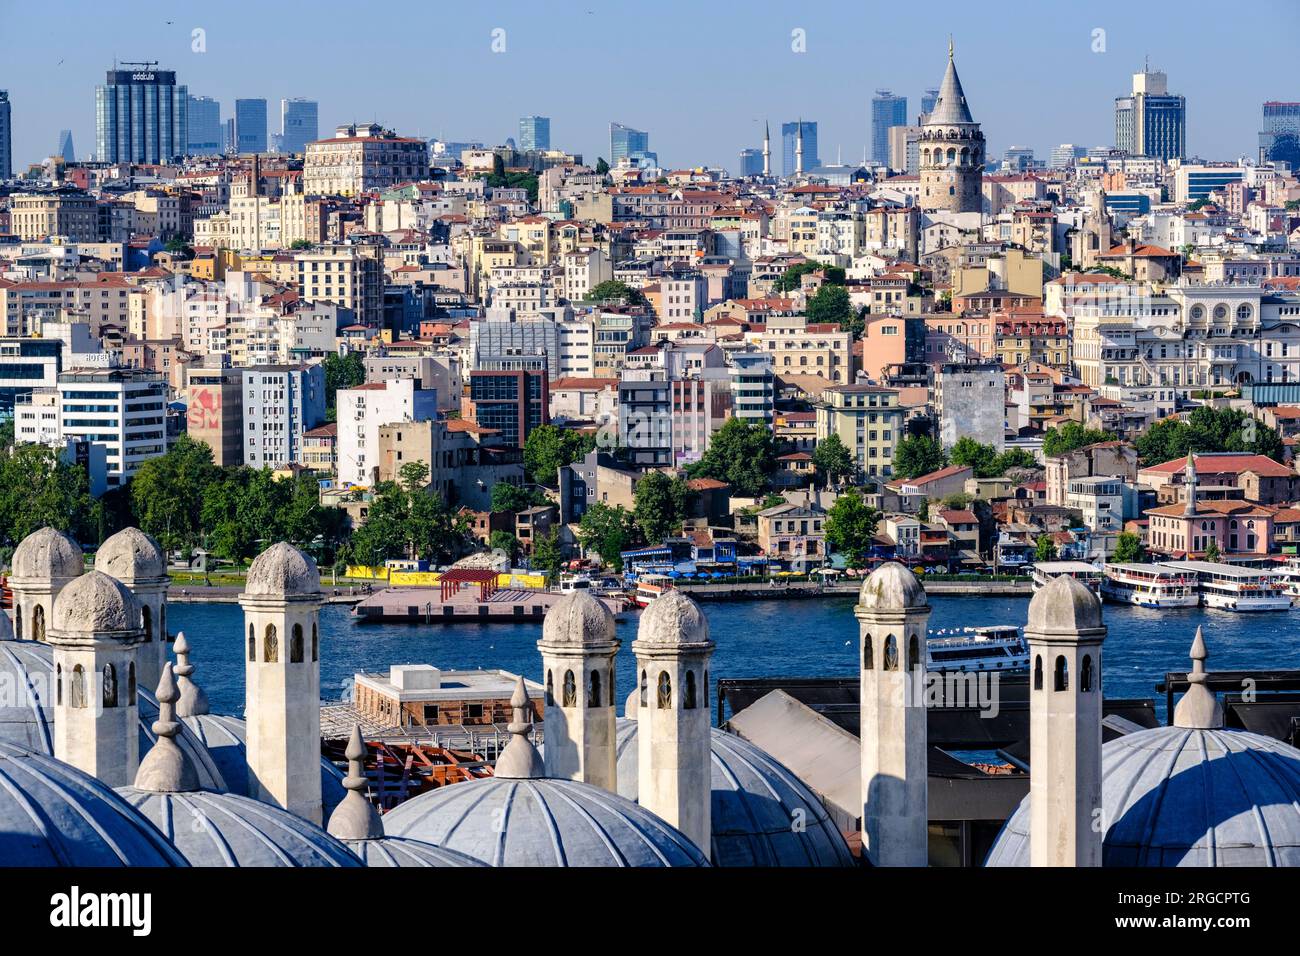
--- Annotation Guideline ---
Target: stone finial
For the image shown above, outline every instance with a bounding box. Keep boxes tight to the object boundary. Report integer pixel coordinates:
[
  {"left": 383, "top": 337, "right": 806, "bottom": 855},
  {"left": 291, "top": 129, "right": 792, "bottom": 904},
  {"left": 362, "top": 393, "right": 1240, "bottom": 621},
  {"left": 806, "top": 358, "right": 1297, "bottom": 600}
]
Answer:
[
  {"left": 494, "top": 676, "right": 544, "bottom": 779},
  {"left": 172, "top": 632, "right": 210, "bottom": 718},
  {"left": 133, "top": 664, "right": 200, "bottom": 793},
  {"left": 1026, "top": 574, "right": 1104, "bottom": 635},
  {"left": 326, "top": 724, "right": 383, "bottom": 840},
  {"left": 1174, "top": 626, "right": 1224, "bottom": 730},
  {"left": 624, "top": 688, "right": 639, "bottom": 721}
]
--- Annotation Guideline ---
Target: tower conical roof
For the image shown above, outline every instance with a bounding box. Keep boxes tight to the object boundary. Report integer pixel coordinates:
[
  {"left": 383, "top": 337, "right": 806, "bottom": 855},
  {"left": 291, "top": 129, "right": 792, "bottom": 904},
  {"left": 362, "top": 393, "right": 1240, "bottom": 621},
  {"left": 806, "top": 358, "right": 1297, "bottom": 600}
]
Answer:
[{"left": 928, "top": 48, "right": 975, "bottom": 125}]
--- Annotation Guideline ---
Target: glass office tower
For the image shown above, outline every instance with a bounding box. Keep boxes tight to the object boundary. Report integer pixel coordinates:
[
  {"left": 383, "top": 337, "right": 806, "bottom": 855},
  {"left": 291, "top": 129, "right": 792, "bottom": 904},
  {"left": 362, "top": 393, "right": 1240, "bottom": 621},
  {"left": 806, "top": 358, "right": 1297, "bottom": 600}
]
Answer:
[{"left": 95, "top": 66, "right": 188, "bottom": 163}]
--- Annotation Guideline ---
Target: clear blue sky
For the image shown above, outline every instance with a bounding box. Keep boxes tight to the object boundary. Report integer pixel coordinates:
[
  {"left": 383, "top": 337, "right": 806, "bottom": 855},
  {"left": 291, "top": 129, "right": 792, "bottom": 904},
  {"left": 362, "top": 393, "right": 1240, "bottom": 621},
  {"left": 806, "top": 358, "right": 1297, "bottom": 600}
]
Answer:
[{"left": 2, "top": 0, "right": 1296, "bottom": 172}]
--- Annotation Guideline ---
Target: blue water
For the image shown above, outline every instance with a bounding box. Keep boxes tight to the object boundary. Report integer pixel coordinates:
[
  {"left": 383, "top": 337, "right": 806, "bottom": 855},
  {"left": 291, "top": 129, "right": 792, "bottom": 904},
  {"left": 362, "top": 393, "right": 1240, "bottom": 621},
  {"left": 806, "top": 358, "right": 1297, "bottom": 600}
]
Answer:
[{"left": 168, "top": 596, "right": 1295, "bottom": 724}]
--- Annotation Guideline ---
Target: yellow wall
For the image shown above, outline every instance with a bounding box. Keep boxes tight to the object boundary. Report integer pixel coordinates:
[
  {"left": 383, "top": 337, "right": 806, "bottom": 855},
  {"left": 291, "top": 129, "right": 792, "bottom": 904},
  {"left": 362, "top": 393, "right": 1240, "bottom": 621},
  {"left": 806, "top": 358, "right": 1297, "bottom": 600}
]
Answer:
[{"left": 345, "top": 566, "right": 546, "bottom": 590}]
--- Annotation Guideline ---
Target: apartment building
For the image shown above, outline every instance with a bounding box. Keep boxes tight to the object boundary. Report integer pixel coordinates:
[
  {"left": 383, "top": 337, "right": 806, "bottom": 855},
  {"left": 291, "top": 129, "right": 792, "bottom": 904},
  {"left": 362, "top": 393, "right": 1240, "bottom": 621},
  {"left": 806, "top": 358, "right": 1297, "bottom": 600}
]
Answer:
[
  {"left": 295, "top": 245, "right": 383, "bottom": 326},
  {"left": 9, "top": 189, "right": 99, "bottom": 242},
  {"left": 55, "top": 368, "right": 169, "bottom": 488},
  {"left": 303, "top": 124, "right": 429, "bottom": 197},
  {"left": 241, "top": 363, "right": 326, "bottom": 469},
  {"left": 815, "top": 383, "right": 903, "bottom": 480},
  {"left": 336, "top": 378, "right": 438, "bottom": 487},
  {"left": 760, "top": 312, "right": 852, "bottom": 384}
]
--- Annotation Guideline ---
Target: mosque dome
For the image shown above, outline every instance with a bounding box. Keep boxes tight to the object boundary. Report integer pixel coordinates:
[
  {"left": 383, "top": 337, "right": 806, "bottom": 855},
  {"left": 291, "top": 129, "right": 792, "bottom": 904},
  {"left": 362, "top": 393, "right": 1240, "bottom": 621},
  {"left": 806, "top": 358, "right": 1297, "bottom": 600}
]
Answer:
[
  {"left": 244, "top": 542, "right": 321, "bottom": 598},
  {"left": 540, "top": 590, "right": 616, "bottom": 647},
  {"left": 858, "top": 561, "right": 926, "bottom": 610},
  {"left": 51, "top": 571, "right": 142, "bottom": 634},
  {"left": 346, "top": 837, "right": 487, "bottom": 867},
  {"left": 96, "top": 527, "right": 167, "bottom": 582},
  {"left": 1026, "top": 574, "right": 1102, "bottom": 634},
  {"left": 116, "top": 788, "right": 362, "bottom": 867},
  {"left": 610, "top": 718, "right": 855, "bottom": 867},
  {"left": 0, "top": 639, "right": 227, "bottom": 790},
  {"left": 986, "top": 726, "right": 1300, "bottom": 867},
  {"left": 181, "top": 711, "right": 347, "bottom": 816},
  {"left": 635, "top": 589, "right": 710, "bottom": 647},
  {"left": 12, "top": 527, "right": 83, "bottom": 582},
  {"left": 0, "top": 741, "right": 188, "bottom": 866}
]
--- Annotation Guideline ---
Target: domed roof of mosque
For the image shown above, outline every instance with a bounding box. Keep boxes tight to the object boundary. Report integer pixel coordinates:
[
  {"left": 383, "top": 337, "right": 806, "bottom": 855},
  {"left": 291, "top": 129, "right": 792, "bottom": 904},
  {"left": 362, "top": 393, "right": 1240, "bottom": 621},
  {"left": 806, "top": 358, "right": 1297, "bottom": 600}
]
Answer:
[
  {"left": 244, "top": 542, "right": 321, "bottom": 598},
  {"left": 346, "top": 838, "right": 487, "bottom": 868},
  {"left": 0, "top": 741, "right": 188, "bottom": 866},
  {"left": 0, "top": 640, "right": 227, "bottom": 791},
  {"left": 858, "top": 561, "right": 926, "bottom": 611},
  {"left": 539, "top": 590, "right": 617, "bottom": 648},
  {"left": 1026, "top": 574, "right": 1103, "bottom": 634},
  {"left": 117, "top": 788, "right": 362, "bottom": 867},
  {"left": 51, "top": 571, "right": 142, "bottom": 634},
  {"left": 11, "top": 527, "right": 83, "bottom": 582},
  {"left": 987, "top": 631, "right": 1300, "bottom": 867},
  {"left": 381, "top": 677, "right": 708, "bottom": 867},
  {"left": 610, "top": 718, "right": 855, "bottom": 867},
  {"left": 634, "top": 589, "right": 711, "bottom": 648},
  {"left": 95, "top": 527, "right": 167, "bottom": 582}
]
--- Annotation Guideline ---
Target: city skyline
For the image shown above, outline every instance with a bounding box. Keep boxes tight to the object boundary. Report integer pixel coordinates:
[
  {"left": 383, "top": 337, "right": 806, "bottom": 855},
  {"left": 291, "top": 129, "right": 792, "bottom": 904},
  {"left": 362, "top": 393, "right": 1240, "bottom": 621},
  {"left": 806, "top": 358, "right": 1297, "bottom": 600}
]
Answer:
[{"left": 1, "top": 0, "right": 1296, "bottom": 172}]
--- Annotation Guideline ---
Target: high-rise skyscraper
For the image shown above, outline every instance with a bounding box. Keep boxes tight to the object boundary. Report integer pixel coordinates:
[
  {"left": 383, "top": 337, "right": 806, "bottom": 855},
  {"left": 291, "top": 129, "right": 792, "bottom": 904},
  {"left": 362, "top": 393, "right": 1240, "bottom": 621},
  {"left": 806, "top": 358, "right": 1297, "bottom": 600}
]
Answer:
[
  {"left": 519, "top": 116, "right": 551, "bottom": 152},
  {"left": 920, "top": 88, "right": 940, "bottom": 121},
  {"left": 1260, "top": 101, "right": 1300, "bottom": 170},
  {"left": 187, "top": 95, "right": 222, "bottom": 155},
  {"left": 781, "top": 121, "right": 818, "bottom": 177},
  {"left": 57, "top": 130, "right": 75, "bottom": 164},
  {"left": 234, "top": 98, "right": 268, "bottom": 154},
  {"left": 1050, "top": 144, "right": 1086, "bottom": 169},
  {"left": 95, "top": 64, "right": 188, "bottom": 164},
  {"left": 739, "top": 148, "right": 763, "bottom": 177},
  {"left": 1115, "top": 68, "right": 1185, "bottom": 161},
  {"left": 0, "top": 91, "right": 11, "bottom": 179},
  {"left": 1003, "top": 146, "right": 1035, "bottom": 172},
  {"left": 281, "top": 98, "right": 319, "bottom": 155},
  {"left": 610, "top": 122, "right": 655, "bottom": 166},
  {"left": 871, "top": 91, "right": 908, "bottom": 167}
]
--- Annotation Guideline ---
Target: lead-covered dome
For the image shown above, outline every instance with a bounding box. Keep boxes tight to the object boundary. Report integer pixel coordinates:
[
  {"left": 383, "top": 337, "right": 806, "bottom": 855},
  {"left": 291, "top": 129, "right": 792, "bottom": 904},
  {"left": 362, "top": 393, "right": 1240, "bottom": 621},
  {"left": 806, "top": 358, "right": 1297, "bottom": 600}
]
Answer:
[
  {"left": 12, "top": 527, "right": 83, "bottom": 581},
  {"left": 0, "top": 741, "right": 188, "bottom": 866},
  {"left": 380, "top": 775, "right": 710, "bottom": 867},
  {"left": 116, "top": 788, "right": 362, "bottom": 867},
  {"left": 986, "top": 726, "right": 1300, "bottom": 867},
  {"left": 96, "top": 527, "right": 167, "bottom": 582},
  {"left": 858, "top": 561, "right": 926, "bottom": 610},
  {"left": 244, "top": 542, "right": 321, "bottom": 598},
  {"left": 51, "top": 570, "right": 142, "bottom": 635},
  {"left": 611, "top": 718, "right": 854, "bottom": 867},
  {"left": 635, "top": 589, "right": 710, "bottom": 647},
  {"left": 1026, "top": 573, "right": 1102, "bottom": 634},
  {"left": 346, "top": 838, "right": 487, "bottom": 868},
  {"left": 540, "top": 590, "right": 616, "bottom": 647}
]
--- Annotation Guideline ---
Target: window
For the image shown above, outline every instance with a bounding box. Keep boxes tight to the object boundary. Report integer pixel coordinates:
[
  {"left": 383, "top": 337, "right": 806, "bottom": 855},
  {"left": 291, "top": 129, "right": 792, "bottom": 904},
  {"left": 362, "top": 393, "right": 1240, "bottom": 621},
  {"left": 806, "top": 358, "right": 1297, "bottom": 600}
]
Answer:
[
  {"left": 863, "top": 633, "right": 873, "bottom": 670},
  {"left": 588, "top": 670, "right": 602, "bottom": 708},
  {"left": 1033, "top": 655, "right": 1043, "bottom": 691},
  {"left": 467, "top": 703, "right": 484, "bottom": 720},
  {"left": 1081, "top": 655, "right": 1094, "bottom": 693},
  {"left": 657, "top": 671, "right": 672, "bottom": 709},
  {"left": 312, "top": 624, "right": 318, "bottom": 662},
  {"left": 248, "top": 625, "right": 256, "bottom": 662},
  {"left": 264, "top": 624, "right": 278, "bottom": 663},
  {"left": 640, "top": 669, "right": 648, "bottom": 708},
  {"left": 290, "top": 624, "right": 304, "bottom": 663},
  {"left": 684, "top": 671, "right": 697, "bottom": 710},
  {"left": 562, "top": 669, "right": 576, "bottom": 707},
  {"left": 1054, "top": 655, "right": 1069, "bottom": 692},
  {"left": 142, "top": 605, "right": 152, "bottom": 644},
  {"left": 545, "top": 670, "right": 554, "bottom": 707},
  {"left": 71, "top": 665, "right": 86, "bottom": 709},
  {"left": 883, "top": 634, "right": 899, "bottom": 671}
]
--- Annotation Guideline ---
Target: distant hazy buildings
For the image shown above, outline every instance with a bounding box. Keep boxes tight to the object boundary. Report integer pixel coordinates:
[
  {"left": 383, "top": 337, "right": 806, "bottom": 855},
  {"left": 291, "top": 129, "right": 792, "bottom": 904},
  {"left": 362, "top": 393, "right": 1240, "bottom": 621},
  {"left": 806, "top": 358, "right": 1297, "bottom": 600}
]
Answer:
[
  {"left": 95, "top": 65, "right": 188, "bottom": 164},
  {"left": 920, "top": 88, "right": 939, "bottom": 121},
  {"left": 0, "top": 91, "right": 9, "bottom": 179},
  {"left": 871, "top": 91, "right": 907, "bottom": 167},
  {"left": 56, "top": 130, "right": 75, "bottom": 164},
  {"left": 1260, "top": 101, "right": 1300, "bottom": 169},
  {"left": 888, "top": 125, "right": 921, "bottom": 174},
  {"left": 610, "top": 122, "right": 656, "bottom": 166},
  {"left": 1050, "top": 144, "right": 1086, "bottom": 169},
  {"left": 519, "top": 115, "right": 551, "bottom": 152},
  {"left": 1003, "top": 146, "right": 1035, "bottom": 172},
  {"left": 1115, "top": 69, "right": 1185, "bottom": 161},
  {"left": 781, "top": 121, "right": 819, "bottom": 177},
  {"left": 304, "top": 124, "right": 429, "bottom": 199},
  {"left": 739, "top": 147, "right": 763, "bottom": 177},
  {"left": 234, "top": 98, "right": 268, "bottom": 154},
  {"left": 280, "top": 98, "right": 318, "bottom": 155},
  {"left": 187, "top": 95, "right": 222, "bottom": 155}
]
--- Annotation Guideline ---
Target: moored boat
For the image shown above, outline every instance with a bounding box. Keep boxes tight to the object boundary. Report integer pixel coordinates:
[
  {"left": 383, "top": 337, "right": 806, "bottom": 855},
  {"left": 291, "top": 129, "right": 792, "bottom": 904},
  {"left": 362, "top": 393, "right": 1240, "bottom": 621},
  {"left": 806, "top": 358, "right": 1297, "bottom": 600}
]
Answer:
[{"left": 1101, "top": 563, "right": 1199, "bottom": 608}]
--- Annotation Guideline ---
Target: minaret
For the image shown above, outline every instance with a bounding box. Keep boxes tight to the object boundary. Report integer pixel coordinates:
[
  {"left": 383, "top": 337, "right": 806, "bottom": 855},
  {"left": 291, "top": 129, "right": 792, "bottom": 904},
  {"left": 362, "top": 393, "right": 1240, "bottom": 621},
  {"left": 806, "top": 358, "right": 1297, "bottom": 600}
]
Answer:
[
  {"left": 762, "top": 120, "right": 771, "bottom": 176},
  {"left": 536, "top": 591, "right": 620, "bottom": 791},
  {"left": 8, "top": 527, "right": 82, "bottom": 643},
  {"left": 795, "top": 118, "right": 805, "bottom": 177},
  {"left": 1183, "top": 454, "right": 1198, "bottom": 517},
  {"left": 326, "top": 725, "right": 384, "bottom": 841},
  {"left": 49, "top": 571, "right": 146, "bottom": 787},
  {"left": 631, "top": 590, "right": 715, "bottom": 858},
  {"left": 856, "top": 561, "right": 931, "bottom": 866},
  {"left": 172, "top": 631, "right": 210, "bottom": 718},
  {"left": 240, "top": 542, "right": 324, "bottom": 823},
  {"left": 97, "top": 526, "right": 171, "bottom": 692},
  {"left": 1026, "top": 574, "right": 1106, "bottom": 867}
]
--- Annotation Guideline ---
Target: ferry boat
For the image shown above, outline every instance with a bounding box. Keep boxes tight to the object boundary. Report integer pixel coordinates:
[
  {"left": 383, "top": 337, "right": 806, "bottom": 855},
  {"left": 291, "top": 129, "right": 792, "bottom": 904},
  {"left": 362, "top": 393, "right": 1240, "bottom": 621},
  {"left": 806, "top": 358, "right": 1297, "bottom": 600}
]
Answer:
[
  {"left": 1030, "top": 561, "right": 1104, "bottom": 596},
  {"left": 629, "top": 573, "right": 675, "bottom": 608},
  {"left": 1101, "top": 563, "right": 1199, "bottom": 609},
  {"left": 926, "top": 625, "right": 1029, "bottom": 674},
  {"left": 558, "top": 573, "right": 624, "bottom": 596},
  {"left": 1160, "top": 560, "right": 1292, "bottom": 612},
  {"left": 1279, "top": 556, "right": 1300, "bottom": 601}
]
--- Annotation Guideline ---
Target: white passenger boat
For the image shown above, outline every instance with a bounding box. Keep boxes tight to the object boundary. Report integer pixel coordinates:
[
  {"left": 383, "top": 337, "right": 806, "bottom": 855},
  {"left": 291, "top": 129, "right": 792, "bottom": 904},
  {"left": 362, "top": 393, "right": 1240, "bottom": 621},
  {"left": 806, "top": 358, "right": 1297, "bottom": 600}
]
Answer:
[
  {"left": 1101, "top": 563, "right": 1199, "bottom": 608},
  {"left": 630, "top": 573, "right": 675, "bottom": 608},
  {"left": 1160, "top": 560, "right": 1292, "bottom": 612},
  {"left": 926, "top": 625, "right": 1029, "bottom": 673},
  {"left": 1030, "top": 561, "right": 1104, "bottom": 596},
  {"left": 1279, "top": 556, "right": 1300, "bottom": 601}
]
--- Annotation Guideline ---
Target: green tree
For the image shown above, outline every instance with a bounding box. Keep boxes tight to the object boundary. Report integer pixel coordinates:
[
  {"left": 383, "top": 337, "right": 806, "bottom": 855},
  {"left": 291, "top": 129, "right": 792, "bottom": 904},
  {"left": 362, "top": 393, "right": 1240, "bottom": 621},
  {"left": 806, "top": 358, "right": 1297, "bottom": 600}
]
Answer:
[
  {"left": 491, "top": 481, "right": 547, "bottom": 513},
  {"left": 0, "top": 443, "right": 99, "bottom": 548},
  {"left": 1041, "top": 421, "right": 1113, "bottom": 458},
  {"left": 531, "top": 528, "right": 564, "bottom": 582},
  {"left": 1204, "top": 539, "right": 1221, "bottom": 562},
  {"left": 893, "top": 434, "right": 947, "bottom": 480},
  {"left": 772, "top": 260, "right": 844, "bottom": 293},
  {"left": 595, "top": 157, "right": 610, "bottom": 175},
  {"left": 811, "top": 433, "right": 855, "bottom": 488},
  {"left": 587, "top": 279, "right": 645, "bottom": 307},
  {"left": 950, "top": 437, "right": 999, "bottom": 479},
  {"left": 1133, "top": 406, "right": 1284, "bottom": 465},
  {"left": 523, "top": 424, "right": 597, "bottom": 486},
  {"left": 289, "top": 239, "right": 314, "bottom": 250},
  {"left": 824, "top": 488, "right": 881, "bottom": 569},
  {"left": 805, "top": 284, "right": 858, "bottom": 335},
  {"left": 686, "top": 418, "right": 776, "bottom": 498},
  {"left": 1034, "top": 534, "right": 1058, "bottom": 562},
  {"left": 1110, "top": 531, "right": 1145, "bottom": 564},
  {"left": 489, "top": 530, "right": 519, "bottom": 564},
  {"left": 323, "top": 352, "right": 366, "bottom": 416},
  {"left": 398, "top": 460, "right": 430, "bottom": 492},
  {"left": 633, "top": 470, "right": 690, "bottom": 543},
  {"left": 576, "top": 502, "right": 638, "bottom": 571},
  {"left": 991, "top": 448, "right": 1040, "bottom": 475},
  {"left": 130, "top": 435, "right": 220, "bottom": 552}
]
